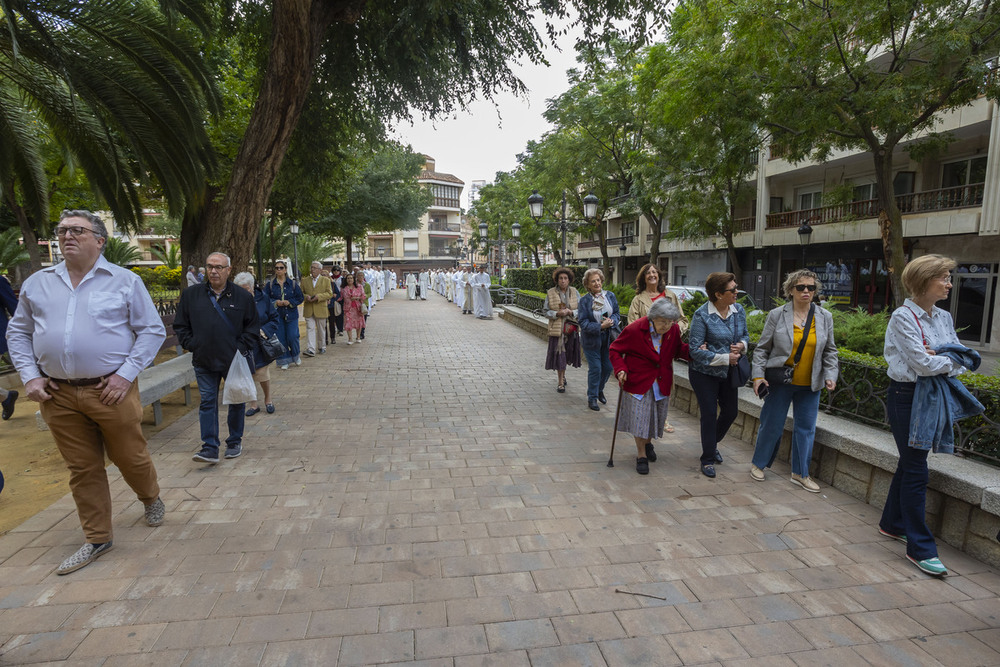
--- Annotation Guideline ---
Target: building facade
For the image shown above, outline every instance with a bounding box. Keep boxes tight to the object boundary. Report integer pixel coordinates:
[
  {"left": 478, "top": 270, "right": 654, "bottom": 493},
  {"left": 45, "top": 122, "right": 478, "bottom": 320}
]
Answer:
[{"left": 574, "top": 94, "right": 1000, "bottom": 352}]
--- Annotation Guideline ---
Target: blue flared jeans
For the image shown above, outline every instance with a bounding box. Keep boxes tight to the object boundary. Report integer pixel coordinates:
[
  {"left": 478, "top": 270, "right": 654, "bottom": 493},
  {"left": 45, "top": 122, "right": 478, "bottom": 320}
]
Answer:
[
  {"left": 880, "top": 381, "right": 938, "bottom": 560},
  {"left": 751, "top": 383, "right": 821, "bottom": 476},
  {"left": 275, "top": 317, "right": 301, "bottom": 366},
  {"left": 583, "top": 332, "right": 613, "bottom": 402}
]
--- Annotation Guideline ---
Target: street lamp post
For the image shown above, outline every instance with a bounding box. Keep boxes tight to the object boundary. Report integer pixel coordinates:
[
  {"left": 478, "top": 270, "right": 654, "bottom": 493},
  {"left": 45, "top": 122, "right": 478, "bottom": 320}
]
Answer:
[
  {"left": 478, "top": 221, "right": 521, "bottom": 276},
  {"left": 289, "top": 222, "right": 300, "bottom": 280},
  {"left": 454, "top": 239, "right": 464, "bottom": 268},
  {"left": 377, "top": 246, "right": 385, "bottom": 269},
  {"left": 528, "top": 189, "right": 599, "bottom": 266},
  {"left": 797, "top": 220, "right": 813, "bottom": 268}
]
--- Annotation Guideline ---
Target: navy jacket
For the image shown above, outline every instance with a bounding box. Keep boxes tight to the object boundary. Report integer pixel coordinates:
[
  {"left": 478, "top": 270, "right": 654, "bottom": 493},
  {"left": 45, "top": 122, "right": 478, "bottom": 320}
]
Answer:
[
  {"left": 264, "top": 278, "right": 303, "bottom": 323},
  {"left": 173, "top": 280, "right": 259, "bottom": 372},
  {"left": 577, "top": 290, "right": 621, "bottom": 351},
  {"left": 909, "top": 344, "right": 984, "bottom": 453},
  {"left": 250, "top": 287, "right": 279, "bottom": 369}
]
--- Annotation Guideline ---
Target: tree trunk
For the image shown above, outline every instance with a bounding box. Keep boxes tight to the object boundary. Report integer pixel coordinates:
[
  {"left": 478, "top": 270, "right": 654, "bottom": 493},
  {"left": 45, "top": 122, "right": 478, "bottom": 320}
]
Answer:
[
  {"left": 724, "top": 232, "right": 742, "bottom": 285},
  {"left": 343, "top": 233, "right": 353, "bottom": 271},
  {"left": 200, "top": 0, "right": 364, "bottom": 273},
  {"left": 873, "top": 148, "right": 906, "bottom": 306},
  {"left": 5, "top": 190, "right": 44, "bottom": 273},
  {"left": 645, "top": 208, "right": 663, "bottom": 267},
  {"left": 596, "top": 221, "right": 613, "bottom": 283},
  {"left": 181, "top": 188, "right": 220, "bottom": 270}
]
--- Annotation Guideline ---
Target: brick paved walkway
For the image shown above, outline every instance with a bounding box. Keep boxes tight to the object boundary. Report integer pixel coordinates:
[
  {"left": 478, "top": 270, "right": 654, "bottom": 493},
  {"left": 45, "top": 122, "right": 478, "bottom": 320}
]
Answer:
[{"left": 2, "top": 288, "right": 1000, "bottom": 665}]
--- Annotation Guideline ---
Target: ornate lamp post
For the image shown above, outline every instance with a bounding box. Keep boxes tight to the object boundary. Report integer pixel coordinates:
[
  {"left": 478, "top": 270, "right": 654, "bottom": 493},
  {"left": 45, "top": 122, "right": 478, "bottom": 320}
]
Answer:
[
  {"left": 478, "top": 221, "right": 521, "bottom": 275},
  {"left": 528, "top": 190, "right": 598, "bottom": 266},
  {"left": 377, "top": 246, "right": 385, "bottom": 269},
  {"left": 797, "top": 220, "right": 813, "bottom": 268},
  {"left": 289, "top": 221, "right": 300, "bottom": 280}
]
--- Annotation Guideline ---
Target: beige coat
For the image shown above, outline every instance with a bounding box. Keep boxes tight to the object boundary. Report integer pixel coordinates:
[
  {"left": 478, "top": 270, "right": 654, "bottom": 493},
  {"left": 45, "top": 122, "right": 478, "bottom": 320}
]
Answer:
[
  {"left": 546, "top": 286, "right": 580, "bottom": 338},
  {"left": 627, "top": 289, "right": 689, "bottom": 333},
  {"left": 301, "top": 274, "right": 333, "bottom": 318}
]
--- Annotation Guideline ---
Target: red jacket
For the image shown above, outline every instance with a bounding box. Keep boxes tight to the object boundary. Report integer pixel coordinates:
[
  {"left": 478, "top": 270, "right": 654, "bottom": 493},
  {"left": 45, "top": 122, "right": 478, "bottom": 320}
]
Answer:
[{"left": 609, "top": 316, "right": 691, "bottom": 397}]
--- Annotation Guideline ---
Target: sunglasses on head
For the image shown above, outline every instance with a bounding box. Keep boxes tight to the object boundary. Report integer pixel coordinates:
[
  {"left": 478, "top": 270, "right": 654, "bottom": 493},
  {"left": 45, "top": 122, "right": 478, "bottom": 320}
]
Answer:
[{"left": 795, "top": 284, "right": 817, "bottom": 292}]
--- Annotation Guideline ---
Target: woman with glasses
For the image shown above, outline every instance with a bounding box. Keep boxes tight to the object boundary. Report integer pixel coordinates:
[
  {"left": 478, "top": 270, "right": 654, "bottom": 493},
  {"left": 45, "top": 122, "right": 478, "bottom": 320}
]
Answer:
[
  {"left": 263, "top": 262, "right": 304, "bottom": 369},
  {"left": 750, "top": 270, "right": 839, "bottom": 492},
  {"left": 688, "top": 272, "right": 748, "bottom": 477}
]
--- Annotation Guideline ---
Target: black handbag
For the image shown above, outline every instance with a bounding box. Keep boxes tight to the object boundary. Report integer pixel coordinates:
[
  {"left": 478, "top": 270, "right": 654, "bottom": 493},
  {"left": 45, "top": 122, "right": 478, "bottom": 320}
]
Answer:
[
  {"left": 728, "top": 312, "right": 751, "bottom": 388},
  {"left": 259, "top": 333, "right": 285, "bottom": 363},
  {"left": 764, "top": 304, "right": 814, "bottom": 386}
]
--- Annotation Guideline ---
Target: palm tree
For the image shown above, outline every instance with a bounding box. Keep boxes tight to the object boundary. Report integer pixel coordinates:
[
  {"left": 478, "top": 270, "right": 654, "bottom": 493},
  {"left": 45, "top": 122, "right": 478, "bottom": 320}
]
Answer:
[
  {"left": 0, "top": 227, "right": 30, "bottom": 271},
  {"left": 294, "top": 233, "right": 334, "bottom": 278},
  {"left": 150, "top": 244, "right": 182, "bottom": 270},
  {"left": 0, "top": 0, "right": 217, "bottom": 270},
  {"left": 102, "top": 238, "right": 142, "bottom": 267}
]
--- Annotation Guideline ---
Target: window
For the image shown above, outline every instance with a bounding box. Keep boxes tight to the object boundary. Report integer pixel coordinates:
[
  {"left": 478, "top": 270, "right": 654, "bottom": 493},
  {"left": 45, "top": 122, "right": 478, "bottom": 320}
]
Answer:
[
  {"left": 403, "top": 238, "right": 419, "bottom": 258},
  {"left": 674, "top": 266, "right": 688, "bottom": 285},
  {"left": 893, "top": 171, "right": 915, "bottom": 195},
  {"left": 942, "top": 156, "right": 988, "bottom": 188},
  {"left": 621, "top": 221, "right": 636, "bottom": 241},
  {"left": 797, "top": 189, "right": 822, "bottom": 210},
  {"left": 852, "top": 183, "right": 875, "bottom": 201},
  {"left": 769, "top": 197, "right": 784, "bottom": 213}
]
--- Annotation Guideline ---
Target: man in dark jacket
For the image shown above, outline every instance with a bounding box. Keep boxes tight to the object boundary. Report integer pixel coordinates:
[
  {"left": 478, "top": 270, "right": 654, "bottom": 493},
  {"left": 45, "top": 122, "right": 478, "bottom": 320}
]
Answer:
[{"left": 173, "top": 252, "right": 258, "bottom": 464}]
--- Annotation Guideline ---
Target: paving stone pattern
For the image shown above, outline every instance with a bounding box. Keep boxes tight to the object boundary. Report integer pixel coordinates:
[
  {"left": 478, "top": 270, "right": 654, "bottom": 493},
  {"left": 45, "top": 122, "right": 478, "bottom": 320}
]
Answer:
[{"left": 1, "top": 289, "right": 1000, "bottom": 665}]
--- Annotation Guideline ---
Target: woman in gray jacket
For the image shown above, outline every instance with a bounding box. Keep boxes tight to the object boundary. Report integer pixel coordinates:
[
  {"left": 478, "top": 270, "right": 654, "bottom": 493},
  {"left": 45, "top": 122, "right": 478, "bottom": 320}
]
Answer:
[{"left": 750, "top": 270, "right": 839, "bottom": 492}]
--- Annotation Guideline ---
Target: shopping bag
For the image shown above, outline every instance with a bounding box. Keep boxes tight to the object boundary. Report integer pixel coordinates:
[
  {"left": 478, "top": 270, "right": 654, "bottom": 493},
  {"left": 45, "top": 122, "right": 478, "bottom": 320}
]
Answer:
[{"left": 222, "top": 351, "right": 257, "bottom": 405}]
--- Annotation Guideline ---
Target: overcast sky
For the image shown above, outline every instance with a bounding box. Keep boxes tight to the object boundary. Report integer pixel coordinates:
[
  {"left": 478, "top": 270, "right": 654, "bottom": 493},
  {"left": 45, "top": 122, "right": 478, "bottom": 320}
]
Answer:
[{"left": 391, "top": 29, "right": 582, "bottom": 209}]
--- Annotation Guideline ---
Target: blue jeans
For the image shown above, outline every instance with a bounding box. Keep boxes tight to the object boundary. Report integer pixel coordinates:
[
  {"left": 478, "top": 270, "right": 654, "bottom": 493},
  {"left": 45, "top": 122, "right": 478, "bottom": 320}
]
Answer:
[
  {"left": 689, "top": 369, "right": 739, "bottom": 465},
  {"left": 880, "top": 381, "right": 937, "bottom": 560},
  {"left": 195, "top": 367, "right": 245, "bottom": 452},
  {"left": 583, "top": 332, "right": 613, "bottom": 401},
  {"left": 751, "top": 383, "right": 821, "bottom": 476},
  {"left": 275, "top": 317, "right": 300, "bottom": 366}
]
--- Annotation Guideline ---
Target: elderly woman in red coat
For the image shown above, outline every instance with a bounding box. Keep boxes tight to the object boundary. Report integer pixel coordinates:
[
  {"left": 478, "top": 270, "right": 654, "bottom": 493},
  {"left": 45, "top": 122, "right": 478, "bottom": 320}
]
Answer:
[{"left": 609, "top": 298, "right": 690, "bottom": 475}]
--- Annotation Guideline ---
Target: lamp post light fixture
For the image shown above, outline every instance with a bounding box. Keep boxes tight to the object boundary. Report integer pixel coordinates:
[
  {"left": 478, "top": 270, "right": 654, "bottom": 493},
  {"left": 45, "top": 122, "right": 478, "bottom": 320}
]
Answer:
[
  {"left": 478, "top": 220, "right": 521, "bottom": 276},
  {"left": 454, "top": 239, "right": 464, "bottom": 268},
  {"left": 527, "top": 189, "right": 599, "bottom": 266},
  {"left": 797, "top": 219, "right": 813, "bottom": 267},
  {"left": 289, "top": 222, "right": 300, "bottom": 280},
  {"left": 377, "top": 246, "right": 385, "bottom": 269}
]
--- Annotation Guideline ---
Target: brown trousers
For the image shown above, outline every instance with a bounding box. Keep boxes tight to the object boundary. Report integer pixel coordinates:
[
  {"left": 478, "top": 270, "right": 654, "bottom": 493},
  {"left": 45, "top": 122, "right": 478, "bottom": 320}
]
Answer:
[{"left": 40, "top": 381, "right": 159, "bottom": 543}]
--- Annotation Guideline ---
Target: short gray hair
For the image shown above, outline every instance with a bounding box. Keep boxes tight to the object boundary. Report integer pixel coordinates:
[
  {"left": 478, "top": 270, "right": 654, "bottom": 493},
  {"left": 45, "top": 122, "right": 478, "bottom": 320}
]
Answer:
[
  {"left": 311, "top": 261, "right": 323, "bottom": 269},
  {"left": 648, "top": 298, "right": 681, "bottom": 322},
  {"left": 207, "top": 252, "right": 231, "bottom": 266},
  {"left": 60, "top": 209, "right": 109, "bottom": 246},
  {"left": 233, "top": 272, "right": 255, "bottom": 288},
  {"left": 582, "top": 268, "right": 605, "bottom": 287}
]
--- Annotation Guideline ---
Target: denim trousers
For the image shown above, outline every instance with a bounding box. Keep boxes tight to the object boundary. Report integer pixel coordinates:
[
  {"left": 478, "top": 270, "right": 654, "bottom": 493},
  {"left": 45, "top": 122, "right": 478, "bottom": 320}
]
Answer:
[
  {"left": 195, "top": 367, "right": 245, "bottom": 452},
  {"left": 689, "top": 369, "right": 739, "bottom": 465},
  {"left": 751, "top": 383, "right": 821, "bottom": 476},
  {"left": 583, "top": 332, "right": 613, "bottom": 401},
  {"left": 275, "top": 317, "right": 300, "bottom": 366},
  {"left": 880, "top": 381, "right": 938, "bottom": 560}
]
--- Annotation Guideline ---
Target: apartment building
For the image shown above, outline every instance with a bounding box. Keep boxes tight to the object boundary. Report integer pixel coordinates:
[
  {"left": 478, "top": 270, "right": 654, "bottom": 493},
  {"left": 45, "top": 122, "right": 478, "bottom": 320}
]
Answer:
[
  {"left": 575, "top": 95, "right": 1000, "bottom": 352},
  {"left": 365, "top": 156, "right": 471, "bottom": 272}
]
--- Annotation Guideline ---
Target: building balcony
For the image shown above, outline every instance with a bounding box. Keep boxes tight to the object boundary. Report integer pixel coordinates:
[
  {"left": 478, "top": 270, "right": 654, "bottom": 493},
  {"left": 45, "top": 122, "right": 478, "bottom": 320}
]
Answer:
[
  {"left": 431, "top": 197, "right": 461, "bottom": 209},
  {"left": 765, "top": 183, "right": 985, "bottom": 229}
]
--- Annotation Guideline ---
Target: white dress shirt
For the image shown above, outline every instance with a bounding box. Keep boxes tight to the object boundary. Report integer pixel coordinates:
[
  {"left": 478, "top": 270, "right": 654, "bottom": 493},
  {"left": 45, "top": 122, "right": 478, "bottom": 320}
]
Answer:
[
  {"left": 884, "top": 298, "right": 960, "bottom": 382},
  {"left": 7, "top": 255, "right": 165, "bottom": 384}
]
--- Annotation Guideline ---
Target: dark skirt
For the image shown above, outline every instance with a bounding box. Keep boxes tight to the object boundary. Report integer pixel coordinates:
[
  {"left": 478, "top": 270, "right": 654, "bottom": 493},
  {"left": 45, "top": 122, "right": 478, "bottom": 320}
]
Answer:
[{"left": 545, "top": 334, "right": 581, "bottom": 371}]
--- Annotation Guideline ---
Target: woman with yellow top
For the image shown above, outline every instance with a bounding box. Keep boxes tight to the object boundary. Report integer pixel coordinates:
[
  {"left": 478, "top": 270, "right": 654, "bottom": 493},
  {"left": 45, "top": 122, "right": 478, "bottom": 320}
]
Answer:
[{"left": 750, "top": 270, "right": 839, "bottom": 492}]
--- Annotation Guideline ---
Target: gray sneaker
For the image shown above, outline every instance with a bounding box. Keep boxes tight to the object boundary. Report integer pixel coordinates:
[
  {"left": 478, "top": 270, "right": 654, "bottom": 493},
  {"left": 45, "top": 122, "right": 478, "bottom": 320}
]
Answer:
[
  {"left": 225, "top": 443, "right": 242, "bottom": 459},
  {"left": 57, "top": 541, "right": 113, "bottom": 575},
  {"left": 144, "top": 498, "right": 165, "bottom": 527}
]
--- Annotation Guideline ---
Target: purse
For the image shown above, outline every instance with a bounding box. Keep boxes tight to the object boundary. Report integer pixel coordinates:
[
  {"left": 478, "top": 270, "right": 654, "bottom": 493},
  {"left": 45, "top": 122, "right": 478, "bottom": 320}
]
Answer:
[
  {"left": 764, "top": 304, "right": 814, "bottom": 386},
  {"left": 259, "top": 333, "right": 285, "bottom": 363},
  {"left": 728, "top": 312, "right": 751, "bottom": 388}
]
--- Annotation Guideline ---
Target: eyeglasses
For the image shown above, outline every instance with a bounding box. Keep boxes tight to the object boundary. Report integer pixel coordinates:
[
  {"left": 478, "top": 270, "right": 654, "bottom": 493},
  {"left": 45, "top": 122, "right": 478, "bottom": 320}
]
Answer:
[
  {"left": 54, "top": 225, "right": 97, "bottom": 238},
  {"left": 722, "top": 287, "right": 739, "bottom": 294},
  {"left": 794, "top": 284, "right": 818, "bottom": 292},
  {"left": 206, "top": 264, "right": 229, "bottom": 272},
  {"left": 274, "top": 266, "right": 286, "bottom": 270}
]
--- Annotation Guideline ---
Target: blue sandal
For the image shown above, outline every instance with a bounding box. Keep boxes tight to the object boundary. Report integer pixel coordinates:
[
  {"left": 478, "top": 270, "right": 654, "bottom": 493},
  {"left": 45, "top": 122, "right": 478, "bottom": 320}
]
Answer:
[
  {"left": 245, "top": 406, "right": 261, "bottom": 416},
  {"left": 265, "top": 404, "right": 275, "bottom": 414}
]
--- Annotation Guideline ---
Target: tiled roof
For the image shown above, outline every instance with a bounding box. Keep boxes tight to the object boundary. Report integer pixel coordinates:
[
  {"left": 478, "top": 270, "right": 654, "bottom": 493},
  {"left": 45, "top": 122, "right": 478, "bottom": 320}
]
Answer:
[{"left": 419, "top": 170, "right": 464, "bottom": 185}]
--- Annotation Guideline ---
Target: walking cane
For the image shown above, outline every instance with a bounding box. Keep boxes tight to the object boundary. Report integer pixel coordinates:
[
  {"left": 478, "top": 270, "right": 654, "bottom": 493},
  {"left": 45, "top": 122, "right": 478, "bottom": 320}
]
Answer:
[{"left": 607, "top": 382, "right": 625, "bottom": 467}]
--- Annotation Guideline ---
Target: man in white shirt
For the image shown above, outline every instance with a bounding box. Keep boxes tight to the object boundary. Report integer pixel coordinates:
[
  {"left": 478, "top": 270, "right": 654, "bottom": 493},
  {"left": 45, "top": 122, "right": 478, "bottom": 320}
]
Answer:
[
  {"left": 405, "top": 272, "right": 417, "bottom": 300},
  {"left": 418, "top": 270, "right": 430, "bottom": 300},
  {"left": 7, "top": 210, "right": 166, "bottom": 575}
]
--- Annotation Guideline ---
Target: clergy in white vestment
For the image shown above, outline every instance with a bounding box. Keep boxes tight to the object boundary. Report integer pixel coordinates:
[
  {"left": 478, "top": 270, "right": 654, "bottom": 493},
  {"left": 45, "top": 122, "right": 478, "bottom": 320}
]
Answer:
[
  {"left": 418, "top": 270, "right": 430, "bottom": 300},
  {"left": 472, "top": 268, "right": 493, "bottom": 319},
  {"left": 445, "top": 271, "right": 454, "bottom": 300},
  {"left": 383, "top": 269, "right": 392, "bottom": 292},
  {"left": 462, "top": 270, "right": 474, "bottom": 314},
  {"left": 453, "top": 271, "right": 464, "bottom": 307},
  {"left": 405, "top": 272, "right": 417, "bottom": 300}
]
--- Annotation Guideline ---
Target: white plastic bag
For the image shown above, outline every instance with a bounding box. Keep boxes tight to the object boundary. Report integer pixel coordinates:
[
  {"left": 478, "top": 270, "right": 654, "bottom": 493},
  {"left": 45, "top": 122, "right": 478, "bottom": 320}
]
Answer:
[{"left": 222, "top": 351, "right": 257, "bottom": 405}]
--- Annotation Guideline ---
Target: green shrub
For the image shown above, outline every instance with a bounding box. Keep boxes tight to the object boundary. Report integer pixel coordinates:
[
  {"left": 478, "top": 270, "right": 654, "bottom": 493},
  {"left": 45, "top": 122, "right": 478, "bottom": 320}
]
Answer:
[
  {"left": 505, "top": 268, "right": 538, "bottom": 291},
  {"left": 829, "top": 306, "right": 890, "bottom": 356},
  {"left": 604, "top": 282, "right": 635, "bottom": 312},
  {"left": 681, "top": 291, "right": 709, "bottom": 322}
]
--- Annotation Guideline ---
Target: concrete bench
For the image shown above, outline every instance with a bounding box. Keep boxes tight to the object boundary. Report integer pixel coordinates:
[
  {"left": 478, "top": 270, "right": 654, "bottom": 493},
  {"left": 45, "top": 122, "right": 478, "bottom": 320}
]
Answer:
[{"left": 137, "top": 353, "right": 195, "bottom": 425}]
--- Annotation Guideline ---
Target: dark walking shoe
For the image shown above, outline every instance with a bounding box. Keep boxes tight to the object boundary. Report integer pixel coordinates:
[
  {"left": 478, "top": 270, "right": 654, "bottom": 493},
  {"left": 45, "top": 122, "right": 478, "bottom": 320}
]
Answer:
[
  {"left": 588, "top": 399, "right": 600, "bottom": 411},
  {"left": 701, "top": 464, "right": 716, "bottom": 478},
  {"left": 57, "top": 541, "right": 113, "bottom": 575},
  {"left": 1, "top": 390, "right": 17, "bottom": 420},
  {"left": 245, "top": 406, "right": 260, "bottom": 416},
  {"left": 192, "top": 446, "right": 219, "bottom": 464},
  {"left": 225, "top": 444, "right": 242, "bottom": 459},
  {"left": 265, "top": 403, "right": 275, "bottom": 414},
  {"left": 144, "top": 498, "right": 165, "bottom": 527},
  {"left": 636, "top": 457, "right": 649, "bottom": 475},
  {"left": 598, "top": 392, "right": 607, "bottom": 404},
  {"left": 714, "top": 449, "right": 724, "bottom": 464},
  {"left": 645, "top": 442, "right": 657, "bottom": 462}
]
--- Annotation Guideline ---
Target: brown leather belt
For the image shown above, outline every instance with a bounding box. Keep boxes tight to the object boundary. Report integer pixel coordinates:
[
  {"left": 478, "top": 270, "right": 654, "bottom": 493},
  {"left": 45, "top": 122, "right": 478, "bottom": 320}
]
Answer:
[{"left": 47, "top": 375, "right": 108, "bottom": 387}]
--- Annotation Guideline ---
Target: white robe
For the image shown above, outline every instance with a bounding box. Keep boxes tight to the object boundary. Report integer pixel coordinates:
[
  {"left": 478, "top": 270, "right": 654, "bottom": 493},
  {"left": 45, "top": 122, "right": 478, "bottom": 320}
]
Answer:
[
  {"left": 445, "top": 272, "right": 454, "bottom": 300},
  {"left": 405, "top": 273, "right": 417, "bottom": 300},
  {"left": 472, "top": 272, "right": 492, "bottom": 318},
  {"left": 418, "top": 271, "right": 430, "bottom": 300},
  {"left": 454, "top": 272, "right": 466, "bottom": 307}
]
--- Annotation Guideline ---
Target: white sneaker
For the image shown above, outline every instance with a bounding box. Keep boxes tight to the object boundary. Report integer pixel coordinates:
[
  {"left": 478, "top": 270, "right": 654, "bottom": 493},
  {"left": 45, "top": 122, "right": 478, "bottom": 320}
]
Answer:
[
  {"left": 294, "top": 359, "right": 302, "bottom": 366},
  {"left": 279, "top": 364, "right": 289, "bottom": 370},
  {"left": 347, "top": 341, "right": 354, "bottom": 345}
]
